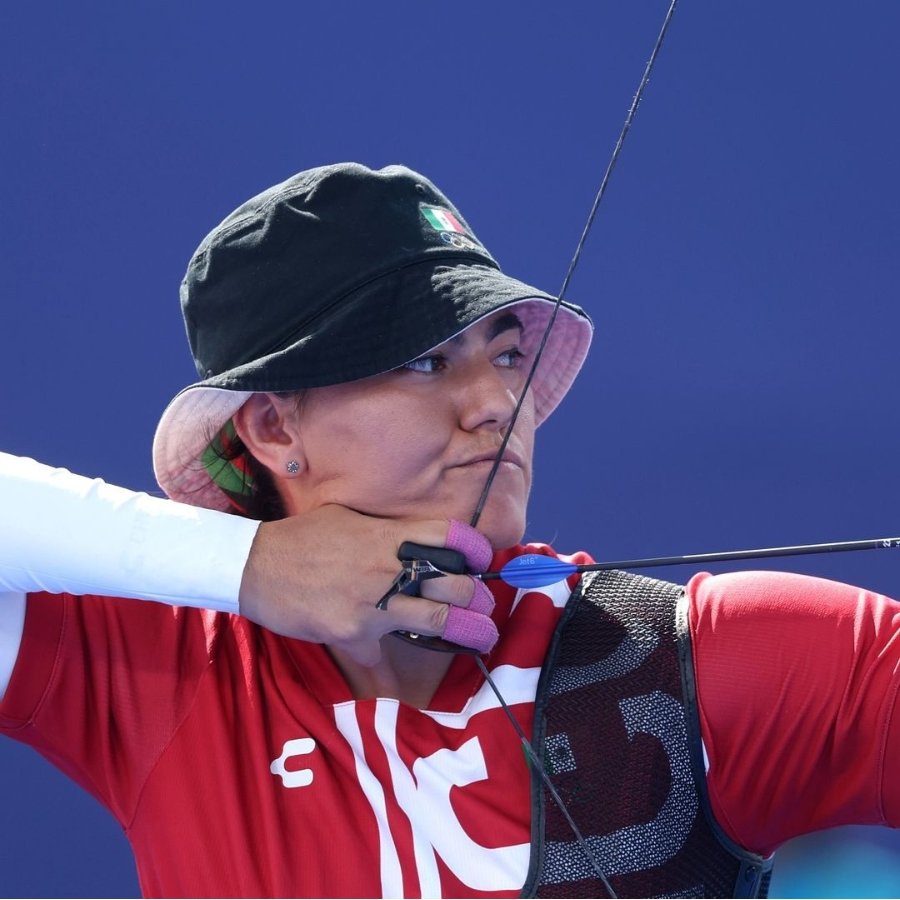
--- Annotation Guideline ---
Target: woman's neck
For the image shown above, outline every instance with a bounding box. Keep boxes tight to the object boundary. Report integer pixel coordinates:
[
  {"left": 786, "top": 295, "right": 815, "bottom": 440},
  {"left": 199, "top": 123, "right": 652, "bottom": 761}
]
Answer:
[{"left": 328, "top": 635, "right": 456, "bottom": 708}]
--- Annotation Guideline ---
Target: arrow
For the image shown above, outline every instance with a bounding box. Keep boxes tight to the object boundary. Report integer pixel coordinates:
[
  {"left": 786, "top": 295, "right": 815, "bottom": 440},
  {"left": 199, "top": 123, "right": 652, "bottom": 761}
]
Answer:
[{"left": 480, "top": 537, "right": 900, "bottom": 590}]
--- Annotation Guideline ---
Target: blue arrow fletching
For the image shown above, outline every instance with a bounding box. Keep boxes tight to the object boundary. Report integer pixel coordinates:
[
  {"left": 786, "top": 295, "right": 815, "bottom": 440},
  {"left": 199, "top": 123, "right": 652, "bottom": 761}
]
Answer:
[{"left": 498, "top": 555, "right": 580, "bottom": 589}]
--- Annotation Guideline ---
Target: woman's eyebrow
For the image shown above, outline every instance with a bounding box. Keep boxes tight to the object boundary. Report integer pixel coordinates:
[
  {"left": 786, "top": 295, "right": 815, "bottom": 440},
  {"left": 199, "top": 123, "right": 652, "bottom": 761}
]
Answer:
[
  {"left": 451, "top": 312, "right": 524, "bottom": 346},
  {"left": 486, "top": 312, "right": 524, "bottom": 341}
]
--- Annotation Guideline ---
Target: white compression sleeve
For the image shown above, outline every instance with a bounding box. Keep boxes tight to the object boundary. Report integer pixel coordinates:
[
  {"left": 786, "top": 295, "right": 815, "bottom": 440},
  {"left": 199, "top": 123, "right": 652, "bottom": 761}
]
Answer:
[{"left": 0, "top": 452, "right": 259, "bottom": 612}]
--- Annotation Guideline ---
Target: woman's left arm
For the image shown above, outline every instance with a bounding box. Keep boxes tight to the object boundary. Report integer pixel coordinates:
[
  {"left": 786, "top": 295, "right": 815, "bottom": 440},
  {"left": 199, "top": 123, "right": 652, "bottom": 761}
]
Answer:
[
  {"left": 0, "top": 452, "right": 254, "bottom": 610},
  {"left": 688, "top": 569, "right": 900, "bottom": 856},
  {"left": 0, "top": 452, "right": 497, "bottom": 659}
]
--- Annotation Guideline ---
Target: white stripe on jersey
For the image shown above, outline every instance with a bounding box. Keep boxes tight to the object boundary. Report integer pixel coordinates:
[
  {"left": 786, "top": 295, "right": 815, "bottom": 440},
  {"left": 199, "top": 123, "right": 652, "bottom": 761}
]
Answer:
[
  {"left": 334, "top": 703, "right": 405, "bottom": 898},
  {"left": 375, "top": 702, "right": 443, "bottom": 897},
  {"left": 422, "top": 664, "right": 540, "bottom": 729}
]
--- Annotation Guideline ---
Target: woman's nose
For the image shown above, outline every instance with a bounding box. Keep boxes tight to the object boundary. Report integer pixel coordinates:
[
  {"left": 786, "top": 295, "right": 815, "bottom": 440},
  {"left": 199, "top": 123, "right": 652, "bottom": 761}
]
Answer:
[{"left": 455, "top": 364, "right": 519, "bottom": 432}]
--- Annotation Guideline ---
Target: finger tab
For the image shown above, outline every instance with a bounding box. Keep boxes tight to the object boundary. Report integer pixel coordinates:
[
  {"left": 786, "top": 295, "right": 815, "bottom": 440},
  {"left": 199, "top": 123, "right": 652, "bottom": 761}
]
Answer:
[{"left": 447, "top": 520, "right": 492, "bottom": 572}]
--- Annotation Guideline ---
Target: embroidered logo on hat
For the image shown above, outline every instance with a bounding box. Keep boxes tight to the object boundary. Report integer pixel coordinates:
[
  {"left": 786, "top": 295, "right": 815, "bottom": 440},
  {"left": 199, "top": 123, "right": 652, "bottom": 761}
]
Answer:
[
  {"left": 421, "top": 205, "right": 468, "bottom": 234},
  {"left": 421, "top": 204, "right": 485, "bottom": 253}
]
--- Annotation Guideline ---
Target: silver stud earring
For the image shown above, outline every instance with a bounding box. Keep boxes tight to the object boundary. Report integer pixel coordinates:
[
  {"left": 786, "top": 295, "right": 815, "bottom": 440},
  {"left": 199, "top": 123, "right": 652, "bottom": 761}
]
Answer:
[{"left": 286, "top": 460, "right": 300, "bottom": 475}]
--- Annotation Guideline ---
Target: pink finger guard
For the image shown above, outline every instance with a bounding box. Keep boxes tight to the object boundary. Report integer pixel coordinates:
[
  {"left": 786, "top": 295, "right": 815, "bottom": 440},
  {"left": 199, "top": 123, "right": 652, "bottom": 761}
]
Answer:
[
  {"left": 388, "top": 520, "right": 497, "bottom": 655},
  {"left": 467, "top": 578, "right": 495, "bottom": 616},
  {"left": 442, "top": 524, "right": 496, "bottom": 651},
  {"left": 446, "top": 520, "right": 492, "bottom": 572},
  {"left": 443, "top": 606, "right": 499, "bottom": 654}
]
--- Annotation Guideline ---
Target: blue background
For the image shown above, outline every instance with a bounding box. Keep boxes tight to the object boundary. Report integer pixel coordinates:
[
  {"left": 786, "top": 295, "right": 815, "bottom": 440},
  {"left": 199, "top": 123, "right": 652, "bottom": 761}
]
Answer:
[{"left": 2, "top": 1, "right": 900, "bottom": 896}]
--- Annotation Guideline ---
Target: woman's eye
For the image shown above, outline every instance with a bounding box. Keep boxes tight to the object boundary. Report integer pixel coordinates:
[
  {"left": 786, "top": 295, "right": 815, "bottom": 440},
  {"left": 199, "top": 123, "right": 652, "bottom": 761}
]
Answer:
[
  {"left": 495, "top": 348, "right": 525, "bottom": 368},
  {"left": 402, "top": 354, "right": 446, "bottom": 373}
]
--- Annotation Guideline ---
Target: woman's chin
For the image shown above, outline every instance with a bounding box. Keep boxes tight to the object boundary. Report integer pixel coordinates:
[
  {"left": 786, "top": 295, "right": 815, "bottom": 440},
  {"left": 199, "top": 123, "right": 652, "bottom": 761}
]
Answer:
[{"left": 474, "top": 510, "right": 527, "bottom": 552}]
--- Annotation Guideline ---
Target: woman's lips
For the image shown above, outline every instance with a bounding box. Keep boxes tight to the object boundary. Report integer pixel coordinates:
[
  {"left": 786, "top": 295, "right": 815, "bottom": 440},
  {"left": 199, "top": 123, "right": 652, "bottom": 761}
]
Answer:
[{"left": 453, "top": 452, "right": 524, "bottom": 470}]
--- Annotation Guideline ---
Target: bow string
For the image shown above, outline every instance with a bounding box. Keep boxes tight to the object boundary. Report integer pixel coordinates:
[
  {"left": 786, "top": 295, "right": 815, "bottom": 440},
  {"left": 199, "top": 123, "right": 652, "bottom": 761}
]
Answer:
[
  {"left": 469, "top": 0, "right": 679, "bottom": 530},
  {"left": 467, "top": 4, "right": 680, "bottom": 895}
]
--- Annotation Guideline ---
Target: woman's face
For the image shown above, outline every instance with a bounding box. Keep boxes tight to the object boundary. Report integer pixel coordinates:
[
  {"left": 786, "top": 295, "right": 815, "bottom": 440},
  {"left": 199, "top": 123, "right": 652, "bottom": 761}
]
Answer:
[{"left": 284, "top": 309, "right": 536, "bottom": 548}]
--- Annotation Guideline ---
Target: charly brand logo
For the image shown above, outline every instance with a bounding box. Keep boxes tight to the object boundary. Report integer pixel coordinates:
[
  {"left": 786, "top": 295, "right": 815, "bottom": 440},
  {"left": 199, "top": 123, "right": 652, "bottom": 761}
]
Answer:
[
  {"left": 270, "top": 737, "right": 316, "bottom": 788},
  {"left": 421, "top": 205, "right": 484, "bottom": 252}
]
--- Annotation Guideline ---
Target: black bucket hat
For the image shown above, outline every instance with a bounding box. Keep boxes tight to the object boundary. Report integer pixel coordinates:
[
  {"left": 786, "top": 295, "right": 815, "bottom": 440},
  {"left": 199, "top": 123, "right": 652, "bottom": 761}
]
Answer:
[{"left": 153, "top": 163, "right": 593, "bottom": 510}]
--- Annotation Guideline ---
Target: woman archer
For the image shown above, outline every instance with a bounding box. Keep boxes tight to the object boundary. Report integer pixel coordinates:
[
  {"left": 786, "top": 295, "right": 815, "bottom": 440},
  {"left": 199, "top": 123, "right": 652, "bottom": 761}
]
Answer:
[{"left": 1, "top": 162, "right": 899, "bottom": 898}]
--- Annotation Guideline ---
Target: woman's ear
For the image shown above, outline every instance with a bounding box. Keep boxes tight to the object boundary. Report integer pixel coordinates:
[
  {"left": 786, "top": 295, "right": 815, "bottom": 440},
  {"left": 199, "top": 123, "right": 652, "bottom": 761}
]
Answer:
[{"left": 233, "top": 393, "right": 306, "bottom": 477}]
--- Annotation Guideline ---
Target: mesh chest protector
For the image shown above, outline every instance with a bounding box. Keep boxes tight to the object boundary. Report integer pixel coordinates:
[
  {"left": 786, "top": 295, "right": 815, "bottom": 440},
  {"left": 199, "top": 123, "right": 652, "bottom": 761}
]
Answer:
[{"left": 522, "top": 570, "right": 773, "bottom": 898}]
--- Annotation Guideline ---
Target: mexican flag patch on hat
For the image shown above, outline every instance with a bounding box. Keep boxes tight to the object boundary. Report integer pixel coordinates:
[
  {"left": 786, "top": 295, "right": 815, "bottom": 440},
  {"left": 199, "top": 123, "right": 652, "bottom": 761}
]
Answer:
[{"left": 421, "top": 205, "right": 467, "bottom": 234}]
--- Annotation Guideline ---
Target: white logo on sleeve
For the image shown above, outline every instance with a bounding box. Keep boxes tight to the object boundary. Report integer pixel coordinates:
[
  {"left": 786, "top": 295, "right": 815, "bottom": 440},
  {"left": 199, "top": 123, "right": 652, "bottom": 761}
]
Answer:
[{"left": 270, "top": 737, "right": 316, "bottom": 788}]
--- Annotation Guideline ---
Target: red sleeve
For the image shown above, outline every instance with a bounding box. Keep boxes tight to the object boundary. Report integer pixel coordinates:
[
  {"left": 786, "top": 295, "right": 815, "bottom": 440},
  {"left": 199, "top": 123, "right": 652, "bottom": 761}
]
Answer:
[
  {"left": 688, "top": 570, "right": 900, "bottom": 856},
  {"left": 0, "top": 591, "right": 217, "bottom": 826}
]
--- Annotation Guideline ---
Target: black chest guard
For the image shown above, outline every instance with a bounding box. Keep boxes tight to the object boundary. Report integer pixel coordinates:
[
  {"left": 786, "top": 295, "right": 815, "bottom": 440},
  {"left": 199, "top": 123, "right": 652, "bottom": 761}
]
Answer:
[{"left": 522, "top": 570, "right": 773, "bottom": 898}]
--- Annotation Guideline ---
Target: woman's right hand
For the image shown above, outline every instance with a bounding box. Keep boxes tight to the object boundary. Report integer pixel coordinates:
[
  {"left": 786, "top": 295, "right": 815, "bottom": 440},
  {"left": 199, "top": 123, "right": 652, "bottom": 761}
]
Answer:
[{"left": 238, "top": 505, "right": 497, "bottom": 665}]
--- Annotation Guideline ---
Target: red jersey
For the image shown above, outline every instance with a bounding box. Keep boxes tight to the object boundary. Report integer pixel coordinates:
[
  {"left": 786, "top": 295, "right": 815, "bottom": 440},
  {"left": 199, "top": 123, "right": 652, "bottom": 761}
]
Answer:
[{"left": 2, "top": 546, "right": 900, "bottom": 896}]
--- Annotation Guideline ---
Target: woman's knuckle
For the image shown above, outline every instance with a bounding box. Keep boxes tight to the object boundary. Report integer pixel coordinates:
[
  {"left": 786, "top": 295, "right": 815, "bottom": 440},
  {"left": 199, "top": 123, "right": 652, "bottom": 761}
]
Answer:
[
  {"left": 455, "top": 576, "right": 475, "bottom": 602},
  {"left": 428, "top": 602, "right": 449, "bottom": 634}
]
